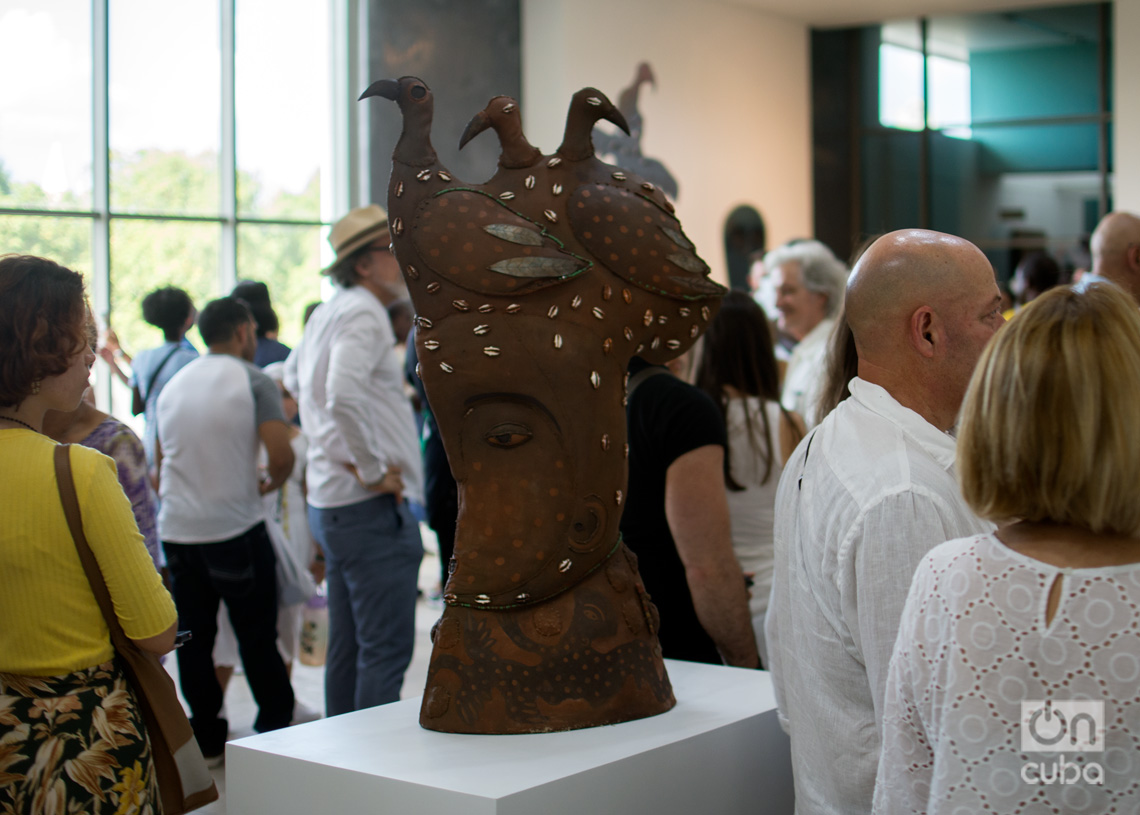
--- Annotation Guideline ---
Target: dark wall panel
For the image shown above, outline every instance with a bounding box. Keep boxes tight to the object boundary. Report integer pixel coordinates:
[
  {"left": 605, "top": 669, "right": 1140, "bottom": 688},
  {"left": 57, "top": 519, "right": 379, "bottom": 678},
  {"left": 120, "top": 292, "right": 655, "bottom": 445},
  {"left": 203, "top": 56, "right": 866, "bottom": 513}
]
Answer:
[
  {"left": 366, "top": 0, "right": 521, "bottom": 201},
  {"left": 811, "top": 28, "right": 858, "bottom": 263}
]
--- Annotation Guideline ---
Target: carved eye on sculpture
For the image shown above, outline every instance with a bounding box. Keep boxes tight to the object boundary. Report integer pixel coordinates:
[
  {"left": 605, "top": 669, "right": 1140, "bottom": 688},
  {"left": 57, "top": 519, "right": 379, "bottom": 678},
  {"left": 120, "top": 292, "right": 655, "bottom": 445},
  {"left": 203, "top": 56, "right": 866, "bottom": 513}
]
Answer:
[
  {"left": 483, "top": 422, "right": 533, "bottom": 449},
  {"left": 411, "top": 84, "right": 427, "bottom": 100},
  {"left": 583, "top": 603, "right": 605, "bottom": 623}
]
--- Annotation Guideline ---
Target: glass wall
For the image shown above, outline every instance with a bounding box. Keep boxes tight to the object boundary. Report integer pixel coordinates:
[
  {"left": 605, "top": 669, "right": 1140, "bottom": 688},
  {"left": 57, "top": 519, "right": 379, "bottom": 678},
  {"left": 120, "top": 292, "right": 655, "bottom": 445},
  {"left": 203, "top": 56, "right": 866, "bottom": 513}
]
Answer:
[
  {"left": 813, "top": 2, "right": 1112, "bottom": 280},
  {"left": 0, "top": 0, "right": 342, "bottom": 417},
  {"left": 0, "top": 0, "right": 93, "bottom": 212}
]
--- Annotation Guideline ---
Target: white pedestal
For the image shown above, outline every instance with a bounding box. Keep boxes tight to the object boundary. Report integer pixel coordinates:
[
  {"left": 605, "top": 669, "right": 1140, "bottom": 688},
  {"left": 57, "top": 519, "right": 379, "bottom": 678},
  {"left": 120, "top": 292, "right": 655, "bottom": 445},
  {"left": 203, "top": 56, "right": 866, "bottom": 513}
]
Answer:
[{"left": 227, "top": 659, "right": 794, "bottom": 815}]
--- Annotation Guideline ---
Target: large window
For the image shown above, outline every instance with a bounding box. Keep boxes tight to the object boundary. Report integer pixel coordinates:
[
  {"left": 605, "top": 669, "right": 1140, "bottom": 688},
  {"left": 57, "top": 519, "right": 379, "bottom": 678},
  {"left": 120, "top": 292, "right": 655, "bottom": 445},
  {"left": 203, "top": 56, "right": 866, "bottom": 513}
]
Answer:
[
  {"left": 0, "top": 0, "right": 358, "bottom": 417},
  {"left": 812, "top": 3, "right": 1112, "bottom": 279},
  {"left": 879, "top": 40, "right": 972, "bottom": 137}
]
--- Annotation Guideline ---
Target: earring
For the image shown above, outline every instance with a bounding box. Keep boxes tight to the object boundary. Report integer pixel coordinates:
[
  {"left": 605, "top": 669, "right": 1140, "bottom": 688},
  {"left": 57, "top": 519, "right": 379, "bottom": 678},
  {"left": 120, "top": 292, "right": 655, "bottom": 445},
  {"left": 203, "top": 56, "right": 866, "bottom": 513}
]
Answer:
[{"left": 31, "top": 380, "right": 41, "bottom": 394}]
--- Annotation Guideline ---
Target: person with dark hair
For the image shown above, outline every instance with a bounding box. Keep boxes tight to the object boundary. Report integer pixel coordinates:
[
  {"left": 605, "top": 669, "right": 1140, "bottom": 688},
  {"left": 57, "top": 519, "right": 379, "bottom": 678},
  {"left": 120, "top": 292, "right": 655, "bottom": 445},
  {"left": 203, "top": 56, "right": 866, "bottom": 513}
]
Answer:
[
  {"left": 694, "top": 292, "right": 805, "bottom": 662},
  {"left": 303, "top": 301, "right": 321, "bottom": 325},
  {"left": 0, "top": 254, "right": 177, "bottom": 812},
  {"left": 284, "top": 205, "right": 424, "bottom": 715},
  {"left": 231, "top": 279, "right": 270, "bottom": 308},
  {"left": 621, "top": 347, "right": 761, "bottom": 669},
  {"left": 232, "top": 280, "right": 291, "bottom": 367},
  {"left": 386, "top": 299, "right": 413, "bottom": 347},
  {"left": 404, "top": 328, "right": 458, "bottom": 595},
  {"left": 44, "top": 316, "right": 163, "bottom": 571},
  {"left": 1010, "top": 250, "right": 1062, "bottom": 308},
  {"left": 126, "top": 286, "right": 199, "bottom": 474},
  {"left": 156, "top": 295, "right": 296, "bottom": 762},
  {"left": 814, "top": 303, "right": 858, "bottom": 422}
]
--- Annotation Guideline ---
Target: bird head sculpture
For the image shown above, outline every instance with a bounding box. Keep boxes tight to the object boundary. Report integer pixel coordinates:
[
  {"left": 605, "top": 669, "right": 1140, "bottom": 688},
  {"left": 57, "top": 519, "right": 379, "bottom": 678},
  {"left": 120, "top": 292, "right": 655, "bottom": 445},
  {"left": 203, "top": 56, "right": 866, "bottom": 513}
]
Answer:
[
  {"left": 364, "top": 76, "right": 725, "bottom": 734},
  {"left": 459, "top": 95, "right": 543, "bottom": 171}
]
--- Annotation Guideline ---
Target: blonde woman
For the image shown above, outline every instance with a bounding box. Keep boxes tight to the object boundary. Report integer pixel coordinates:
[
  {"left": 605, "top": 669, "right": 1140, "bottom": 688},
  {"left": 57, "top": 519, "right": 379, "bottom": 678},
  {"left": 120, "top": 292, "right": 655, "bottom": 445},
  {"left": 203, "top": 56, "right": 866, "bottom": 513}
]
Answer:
[{"left": 874, "top": 283, "right": 1140, "bottom": 812}]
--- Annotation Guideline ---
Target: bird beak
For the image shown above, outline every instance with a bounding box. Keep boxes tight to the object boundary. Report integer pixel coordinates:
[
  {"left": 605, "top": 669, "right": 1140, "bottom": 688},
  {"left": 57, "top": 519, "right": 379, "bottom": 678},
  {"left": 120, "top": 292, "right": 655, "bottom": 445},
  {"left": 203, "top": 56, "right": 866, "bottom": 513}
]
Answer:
[
  {"left": 359, "top": 79, "right": 400, "bottom": 102},
  {"left": 605, "top": 108, "right": 631, "bottom": 137},
  {"left": 459, "top": 110, "right": 492, "bottom": 150}
]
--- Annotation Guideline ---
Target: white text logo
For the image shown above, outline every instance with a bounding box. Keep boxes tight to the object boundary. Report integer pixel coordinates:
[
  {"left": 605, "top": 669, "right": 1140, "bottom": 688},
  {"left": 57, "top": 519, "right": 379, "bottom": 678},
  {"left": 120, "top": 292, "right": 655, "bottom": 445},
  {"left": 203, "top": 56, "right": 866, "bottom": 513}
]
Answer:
[{"left": 1020, "top": 699, "right": 1105, "bottom": 786}]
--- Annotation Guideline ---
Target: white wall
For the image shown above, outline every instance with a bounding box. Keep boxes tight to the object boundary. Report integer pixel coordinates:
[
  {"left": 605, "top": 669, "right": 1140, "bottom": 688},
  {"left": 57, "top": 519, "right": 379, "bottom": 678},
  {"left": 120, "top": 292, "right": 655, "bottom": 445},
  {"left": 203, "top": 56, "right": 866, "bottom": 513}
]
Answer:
[
  {"left": 1114, "top": 0, "right": 1140, "bottom": 213},
  {"left": 522, "top": 0, "right": 813, "bottom": 284}
]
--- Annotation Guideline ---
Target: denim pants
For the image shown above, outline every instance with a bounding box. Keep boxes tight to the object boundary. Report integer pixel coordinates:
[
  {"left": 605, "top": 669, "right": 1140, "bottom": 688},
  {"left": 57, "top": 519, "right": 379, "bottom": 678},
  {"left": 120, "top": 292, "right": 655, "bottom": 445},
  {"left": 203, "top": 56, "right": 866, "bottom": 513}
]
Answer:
[
  {"left": 163, "top": 523, "right": 294, "bottom": 754},
  {"left": 308, "top": 495, "right": 423, "bottom": 716}
]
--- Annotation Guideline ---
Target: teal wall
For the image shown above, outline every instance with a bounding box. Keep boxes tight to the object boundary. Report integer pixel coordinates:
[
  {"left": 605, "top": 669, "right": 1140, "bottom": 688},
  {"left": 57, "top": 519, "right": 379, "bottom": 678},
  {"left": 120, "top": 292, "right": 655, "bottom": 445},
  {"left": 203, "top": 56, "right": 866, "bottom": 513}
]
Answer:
[
  {"left": 831, "top": 9, "right": 1109, "bottom": 250},
  {"left": 971, "top": 43, "right": 1100, "bottom": 122},
  {"left": 970, "top": 42, "right": 1105, "bottom": 173}
]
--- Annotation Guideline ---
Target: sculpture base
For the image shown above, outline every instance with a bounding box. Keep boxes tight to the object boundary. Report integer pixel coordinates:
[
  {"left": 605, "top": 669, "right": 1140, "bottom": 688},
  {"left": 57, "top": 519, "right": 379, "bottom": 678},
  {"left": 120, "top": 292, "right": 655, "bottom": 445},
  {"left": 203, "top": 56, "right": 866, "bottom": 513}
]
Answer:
[
  {"left": 420, "top": 543, "right": 675, "bottom": 733},
  {"left": 226, "top": 660, "right": 794, "bottom": 815}
]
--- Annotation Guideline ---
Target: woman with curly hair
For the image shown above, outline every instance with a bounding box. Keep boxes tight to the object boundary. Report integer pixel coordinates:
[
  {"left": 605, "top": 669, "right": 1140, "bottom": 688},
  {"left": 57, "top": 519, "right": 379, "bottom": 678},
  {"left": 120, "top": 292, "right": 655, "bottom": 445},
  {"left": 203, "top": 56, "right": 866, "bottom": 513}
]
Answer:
[{"left": 0, "top": 255, "right": 178, "bottom": 814}]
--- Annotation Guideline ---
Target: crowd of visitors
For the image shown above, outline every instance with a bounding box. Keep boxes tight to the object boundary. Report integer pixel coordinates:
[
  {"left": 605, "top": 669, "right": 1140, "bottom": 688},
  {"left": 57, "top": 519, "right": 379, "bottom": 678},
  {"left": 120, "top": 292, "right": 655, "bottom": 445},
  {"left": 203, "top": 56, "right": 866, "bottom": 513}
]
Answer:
[{"left": 4, "top": 204, "right": 1140, "bottom": 811}]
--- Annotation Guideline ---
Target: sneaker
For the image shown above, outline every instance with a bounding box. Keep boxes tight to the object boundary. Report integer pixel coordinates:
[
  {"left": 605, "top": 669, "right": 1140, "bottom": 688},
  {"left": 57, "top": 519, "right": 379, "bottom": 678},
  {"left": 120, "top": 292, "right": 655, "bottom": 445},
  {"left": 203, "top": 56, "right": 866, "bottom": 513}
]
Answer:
[{"left": 291, "top": 701, "right": 323, "bottom": 725}]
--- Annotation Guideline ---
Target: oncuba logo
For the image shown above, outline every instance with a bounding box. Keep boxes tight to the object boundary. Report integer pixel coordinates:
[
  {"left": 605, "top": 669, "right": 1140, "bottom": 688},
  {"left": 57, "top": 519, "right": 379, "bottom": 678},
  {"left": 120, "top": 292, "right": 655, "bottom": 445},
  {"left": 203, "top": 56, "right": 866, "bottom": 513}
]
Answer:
[{"left": 1020, "top": 700, "right": 1105, "bottom": 786}]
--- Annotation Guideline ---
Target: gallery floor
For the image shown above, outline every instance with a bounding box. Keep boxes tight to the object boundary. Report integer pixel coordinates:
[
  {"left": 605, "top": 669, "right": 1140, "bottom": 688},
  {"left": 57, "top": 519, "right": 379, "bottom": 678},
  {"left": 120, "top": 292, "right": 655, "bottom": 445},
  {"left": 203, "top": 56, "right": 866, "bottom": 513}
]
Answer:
[{"left": 169, "top": 529, "right": 443, "bottom": 815}]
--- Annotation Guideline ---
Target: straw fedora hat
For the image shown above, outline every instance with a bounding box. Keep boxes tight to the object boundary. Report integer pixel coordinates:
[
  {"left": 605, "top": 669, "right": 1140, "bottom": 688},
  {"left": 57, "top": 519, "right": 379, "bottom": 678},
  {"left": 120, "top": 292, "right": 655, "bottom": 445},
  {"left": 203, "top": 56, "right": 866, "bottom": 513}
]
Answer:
[{"left": 323, "top": 204, "right": 390, "bottom": 274}]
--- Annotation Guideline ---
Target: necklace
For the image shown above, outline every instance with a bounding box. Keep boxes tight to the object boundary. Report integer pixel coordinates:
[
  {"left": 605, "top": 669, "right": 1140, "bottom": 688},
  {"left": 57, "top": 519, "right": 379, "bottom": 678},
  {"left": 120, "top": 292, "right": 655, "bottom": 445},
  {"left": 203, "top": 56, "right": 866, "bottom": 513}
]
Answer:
[{"left": 0, "top": 415, "right": 38, "bottom": 433}]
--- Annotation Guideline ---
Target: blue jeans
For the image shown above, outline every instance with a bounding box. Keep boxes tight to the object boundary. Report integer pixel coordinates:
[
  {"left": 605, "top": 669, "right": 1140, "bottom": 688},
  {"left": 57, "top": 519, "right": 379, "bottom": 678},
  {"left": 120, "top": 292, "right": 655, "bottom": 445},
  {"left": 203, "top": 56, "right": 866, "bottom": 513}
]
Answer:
[{"left": 308, "top": 495, "right": 422, "bottom": 715}]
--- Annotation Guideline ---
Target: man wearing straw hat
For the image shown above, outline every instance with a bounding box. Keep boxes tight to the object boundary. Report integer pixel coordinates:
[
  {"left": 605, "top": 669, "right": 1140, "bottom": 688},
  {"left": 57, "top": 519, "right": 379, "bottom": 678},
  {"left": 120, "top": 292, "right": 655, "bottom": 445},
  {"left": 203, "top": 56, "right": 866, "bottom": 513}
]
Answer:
[{"left": 285, "top": 205, "right": 424, "bottom": 715}]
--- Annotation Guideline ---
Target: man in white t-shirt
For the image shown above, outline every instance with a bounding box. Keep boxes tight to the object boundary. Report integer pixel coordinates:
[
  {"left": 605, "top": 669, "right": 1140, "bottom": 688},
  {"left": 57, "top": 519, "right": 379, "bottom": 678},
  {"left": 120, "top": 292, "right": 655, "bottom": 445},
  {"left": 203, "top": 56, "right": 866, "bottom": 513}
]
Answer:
[
  {"left": 157, "top": 296, "right": 296, "bottom": 761},
  {"left": 285, "top": 205, "right": 424, "bottom": 716},
  {"left": 766, "top": 230, "right": 1003, "bottom": 814}
]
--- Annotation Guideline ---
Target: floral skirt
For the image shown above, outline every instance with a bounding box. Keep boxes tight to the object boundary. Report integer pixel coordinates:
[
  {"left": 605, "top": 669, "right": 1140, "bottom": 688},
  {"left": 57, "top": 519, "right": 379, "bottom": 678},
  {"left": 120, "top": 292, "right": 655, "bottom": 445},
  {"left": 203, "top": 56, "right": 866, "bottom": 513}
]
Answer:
[{"left": 0, "top": 660, "right": 162, "bottom": 815}]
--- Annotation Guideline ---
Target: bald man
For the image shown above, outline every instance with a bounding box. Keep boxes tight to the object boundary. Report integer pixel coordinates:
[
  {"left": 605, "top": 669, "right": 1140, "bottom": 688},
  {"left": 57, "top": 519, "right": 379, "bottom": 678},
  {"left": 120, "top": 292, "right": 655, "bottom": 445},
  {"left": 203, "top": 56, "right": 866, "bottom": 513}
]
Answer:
[
  {"left": 1081, "top": 211, "right": 1140, "bottom": 304},
  {"left": 765, "top": 230, "right": 1002, "bottom": 815}
]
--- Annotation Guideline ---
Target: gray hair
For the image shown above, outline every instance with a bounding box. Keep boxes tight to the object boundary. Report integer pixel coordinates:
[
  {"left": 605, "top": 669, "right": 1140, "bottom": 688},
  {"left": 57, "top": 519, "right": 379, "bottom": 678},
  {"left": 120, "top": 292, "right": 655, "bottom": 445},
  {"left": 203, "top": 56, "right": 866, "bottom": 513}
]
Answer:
[{"left": 764, "top": 240, "right": 848, "bottom": 318}]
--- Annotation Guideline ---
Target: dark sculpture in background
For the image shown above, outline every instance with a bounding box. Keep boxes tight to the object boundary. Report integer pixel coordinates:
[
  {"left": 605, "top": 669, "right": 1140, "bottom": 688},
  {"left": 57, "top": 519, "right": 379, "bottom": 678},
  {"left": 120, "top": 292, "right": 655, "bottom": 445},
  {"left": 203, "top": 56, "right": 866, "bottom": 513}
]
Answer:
[
  {"left": 361, "top": 76, "right": 725, "bottom": 734},
  {"left": 592, "top": 62, "right": 680, "bottom": 201}
]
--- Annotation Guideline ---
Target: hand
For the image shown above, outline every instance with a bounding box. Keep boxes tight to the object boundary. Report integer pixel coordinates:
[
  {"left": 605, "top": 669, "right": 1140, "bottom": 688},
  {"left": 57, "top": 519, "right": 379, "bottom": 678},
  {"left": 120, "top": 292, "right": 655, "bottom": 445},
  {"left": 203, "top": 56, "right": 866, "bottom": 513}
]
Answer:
[
  {"left": 100, "top": 327, "right": 130, "bottom": 362},
  {"left": 346, "top": 463, "right": 404, "bottom": 500},
  {"left": 308, "top": 556, "right": 326, "bottom": 585}
]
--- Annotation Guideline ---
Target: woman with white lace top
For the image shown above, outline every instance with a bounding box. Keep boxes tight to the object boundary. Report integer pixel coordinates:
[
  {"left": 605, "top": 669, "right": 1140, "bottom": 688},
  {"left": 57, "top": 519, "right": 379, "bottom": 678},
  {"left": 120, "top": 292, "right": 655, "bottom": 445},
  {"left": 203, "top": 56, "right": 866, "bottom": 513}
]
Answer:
[
  {"left": 873, "top": 282, "right": 1140, "bottom": 813},
  {"left": 694, "top": 292, "right": 805, "bottom": 665}
]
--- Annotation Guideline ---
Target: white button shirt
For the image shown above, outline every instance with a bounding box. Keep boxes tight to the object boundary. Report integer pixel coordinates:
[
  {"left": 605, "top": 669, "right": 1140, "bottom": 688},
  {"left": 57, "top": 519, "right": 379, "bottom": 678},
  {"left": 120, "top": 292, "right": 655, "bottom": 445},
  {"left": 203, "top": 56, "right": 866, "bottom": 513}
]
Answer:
[
  {"left": 765, "top": 377, "right": 992, "bottom": 815},
  {"left": 780, "top": 316, "right": 834, "bottom": 430},
  {"left": 285, "top": 285, "right": 423, "bottom": 509}
]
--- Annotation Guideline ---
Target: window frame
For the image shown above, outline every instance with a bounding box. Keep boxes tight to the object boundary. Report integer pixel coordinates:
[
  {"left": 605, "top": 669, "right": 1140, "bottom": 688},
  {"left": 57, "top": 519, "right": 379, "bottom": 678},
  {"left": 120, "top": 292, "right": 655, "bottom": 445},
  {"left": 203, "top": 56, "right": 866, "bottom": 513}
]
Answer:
[{"left": 0, "top": 0, "right": 367, "bottom": 414}]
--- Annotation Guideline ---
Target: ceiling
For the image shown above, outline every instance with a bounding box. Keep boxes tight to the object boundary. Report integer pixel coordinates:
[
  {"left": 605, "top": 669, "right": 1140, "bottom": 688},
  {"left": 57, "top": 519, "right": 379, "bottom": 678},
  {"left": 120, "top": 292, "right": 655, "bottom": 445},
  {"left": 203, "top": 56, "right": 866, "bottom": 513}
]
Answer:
[
  {"left": 721, "top": 0, "right": 1098, "bottom": 29},
  {"left": 882, "top": 4, "right": 1102, "bottom": 58}
]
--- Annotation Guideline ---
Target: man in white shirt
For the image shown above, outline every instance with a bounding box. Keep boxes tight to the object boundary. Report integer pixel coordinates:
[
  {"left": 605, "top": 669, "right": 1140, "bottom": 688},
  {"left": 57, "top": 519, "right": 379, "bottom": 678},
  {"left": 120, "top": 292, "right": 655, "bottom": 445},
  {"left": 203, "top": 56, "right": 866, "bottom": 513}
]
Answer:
[
  {"left": 285, "top": 205, "right": 424, "bottom": 715},
  {"left": 157, "top": 296, "right": 296, "bottom": 760},
  {"left": 765, "top": 230, "right": 1003, "bottom": 814},
  {"left": 766, "top": 240, "right": 849, "bottom": 428}
]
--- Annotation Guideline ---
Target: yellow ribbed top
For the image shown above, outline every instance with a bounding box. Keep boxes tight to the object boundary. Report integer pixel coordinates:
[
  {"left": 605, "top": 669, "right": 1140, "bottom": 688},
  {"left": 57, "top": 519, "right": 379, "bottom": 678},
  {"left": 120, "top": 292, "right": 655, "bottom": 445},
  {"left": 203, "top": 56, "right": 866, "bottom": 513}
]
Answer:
[{"left": 0, "top": 429, "right": 177, "bottom": 676}]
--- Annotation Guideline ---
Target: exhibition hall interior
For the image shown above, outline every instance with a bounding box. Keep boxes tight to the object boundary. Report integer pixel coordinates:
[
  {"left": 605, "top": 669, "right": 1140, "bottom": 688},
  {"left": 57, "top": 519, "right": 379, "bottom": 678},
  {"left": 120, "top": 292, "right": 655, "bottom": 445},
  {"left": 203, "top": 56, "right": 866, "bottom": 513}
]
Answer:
[{"left": 2, "top": 0, "right": 1138, "bottom": 813}]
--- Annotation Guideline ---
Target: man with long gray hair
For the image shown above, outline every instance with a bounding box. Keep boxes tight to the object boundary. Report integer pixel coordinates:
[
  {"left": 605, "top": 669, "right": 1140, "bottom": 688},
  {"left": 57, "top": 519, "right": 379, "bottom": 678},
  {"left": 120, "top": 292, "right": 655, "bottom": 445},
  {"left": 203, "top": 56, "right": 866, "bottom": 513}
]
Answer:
[{"left": 765, "top": 240, "right": 848, "bottom": 428}]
